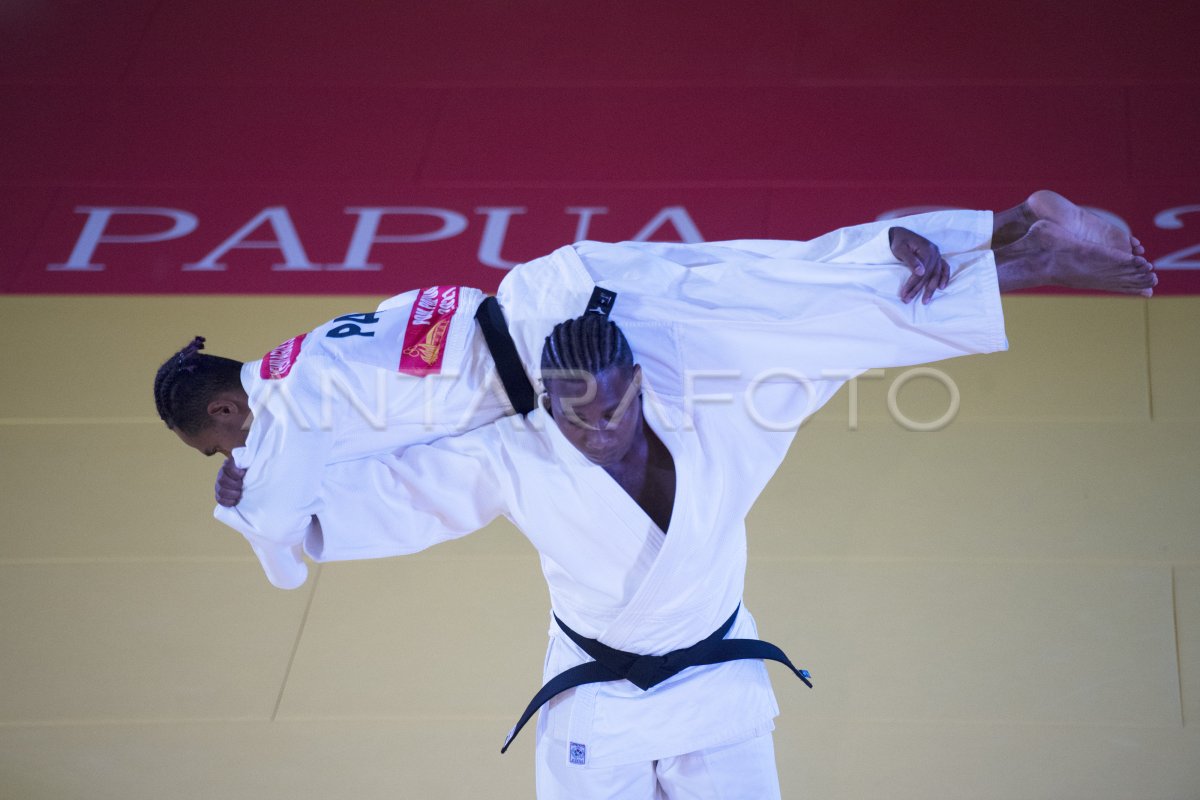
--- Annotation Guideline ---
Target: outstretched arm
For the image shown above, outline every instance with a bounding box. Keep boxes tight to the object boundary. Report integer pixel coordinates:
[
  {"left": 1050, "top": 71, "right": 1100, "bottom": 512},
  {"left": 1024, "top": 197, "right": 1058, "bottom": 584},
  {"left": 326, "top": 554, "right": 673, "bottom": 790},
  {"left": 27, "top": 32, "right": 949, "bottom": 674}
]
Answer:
[
  {"left": 309, "top": 438, "right": 509, "bottom": 563},
  {"left": 618, "top": 209, "right": 990, "bottom": 305},
  {"left": 678, "top": 208, "right": 992, "bottom": 266},
  {"left": 214, "top": 424, "right": 510, "bottom": 588}
]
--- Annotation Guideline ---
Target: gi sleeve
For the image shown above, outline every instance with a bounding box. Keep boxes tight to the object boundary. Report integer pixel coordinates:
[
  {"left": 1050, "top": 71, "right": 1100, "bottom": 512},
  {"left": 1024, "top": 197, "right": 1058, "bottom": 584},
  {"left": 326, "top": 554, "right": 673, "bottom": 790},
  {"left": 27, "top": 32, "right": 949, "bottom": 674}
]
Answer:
[
  {"left": 705, "top": 208, "right": 993, "bottom": 264},
  {"left": 214, "top": 504, "right": 314, "bottom": 590},
  {"left": 313, "top": 431, "right": 509, "bottom": 562},
  {"left": 212, "top": 362, "right": 337, "bottom": 589},
  {"left": 216, "top": 420, "right": 510, "bottom": 588}
]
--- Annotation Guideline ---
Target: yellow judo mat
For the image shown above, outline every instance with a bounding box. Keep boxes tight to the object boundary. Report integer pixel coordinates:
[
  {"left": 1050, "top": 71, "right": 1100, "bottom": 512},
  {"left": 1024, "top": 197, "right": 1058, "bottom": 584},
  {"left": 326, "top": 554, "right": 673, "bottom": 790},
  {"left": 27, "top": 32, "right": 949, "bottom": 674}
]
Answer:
[{"left": 1, "top": 294, "right": 1197, "bottom": 799}]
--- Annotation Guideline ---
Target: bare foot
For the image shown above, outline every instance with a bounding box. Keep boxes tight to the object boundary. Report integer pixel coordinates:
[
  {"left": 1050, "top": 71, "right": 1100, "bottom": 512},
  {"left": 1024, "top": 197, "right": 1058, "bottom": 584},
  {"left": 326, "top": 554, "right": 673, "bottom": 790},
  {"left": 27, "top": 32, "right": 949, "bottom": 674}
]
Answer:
[
  {"left": 1026, "top": 189, "right": 1144, "bottom": 256},
  {"left": 995, "top": 220, "right": 1157, "bottom": 296}
]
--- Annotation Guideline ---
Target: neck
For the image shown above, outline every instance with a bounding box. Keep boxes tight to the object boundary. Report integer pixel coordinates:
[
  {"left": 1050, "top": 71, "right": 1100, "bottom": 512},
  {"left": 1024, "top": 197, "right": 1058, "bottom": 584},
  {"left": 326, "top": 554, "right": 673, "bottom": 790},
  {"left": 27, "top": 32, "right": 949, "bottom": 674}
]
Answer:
[{"left": 601, "top": 419, "right": 654, "bottom": 482}]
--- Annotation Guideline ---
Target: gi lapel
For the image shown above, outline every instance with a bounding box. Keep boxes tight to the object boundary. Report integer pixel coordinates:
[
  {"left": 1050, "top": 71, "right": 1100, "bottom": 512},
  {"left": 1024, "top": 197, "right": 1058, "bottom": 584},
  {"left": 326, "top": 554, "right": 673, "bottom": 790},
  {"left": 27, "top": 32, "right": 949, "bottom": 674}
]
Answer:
[
  {"left": 545, "top": 398, "right": 695, "bottom": 653},
  {"left": 541, "top": 408, "right": 669, "bottom": 558}
]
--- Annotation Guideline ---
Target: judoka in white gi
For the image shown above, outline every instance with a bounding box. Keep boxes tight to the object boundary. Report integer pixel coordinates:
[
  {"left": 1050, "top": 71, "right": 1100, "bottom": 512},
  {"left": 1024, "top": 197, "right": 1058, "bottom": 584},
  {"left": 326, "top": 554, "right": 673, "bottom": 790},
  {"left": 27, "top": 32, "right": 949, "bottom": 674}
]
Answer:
[
  {"left": 231, "top": 252, "right": 1012, "bottom": 795},
  {"left": 154, "top": 191, "right": 1156, "bottom": 592},
  {"left": 153, "top": 190, "right": 1155, "bottom": 797}
]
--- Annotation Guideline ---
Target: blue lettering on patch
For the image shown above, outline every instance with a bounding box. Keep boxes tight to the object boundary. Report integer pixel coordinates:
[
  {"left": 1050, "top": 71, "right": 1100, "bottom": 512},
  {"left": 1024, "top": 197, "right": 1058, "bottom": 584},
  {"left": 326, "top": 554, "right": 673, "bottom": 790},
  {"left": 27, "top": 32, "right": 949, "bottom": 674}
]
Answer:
[{"left": 568, "top": 742, "right": 587, "bottom": 766}]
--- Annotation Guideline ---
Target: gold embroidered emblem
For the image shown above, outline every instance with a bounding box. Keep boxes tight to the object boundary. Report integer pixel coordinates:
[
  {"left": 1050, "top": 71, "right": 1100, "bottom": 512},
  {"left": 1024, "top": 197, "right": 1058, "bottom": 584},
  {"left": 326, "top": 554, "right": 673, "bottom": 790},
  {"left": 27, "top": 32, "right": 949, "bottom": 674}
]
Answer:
[{"left": 402, "top": 318, "right": 451, "bottom": 366}]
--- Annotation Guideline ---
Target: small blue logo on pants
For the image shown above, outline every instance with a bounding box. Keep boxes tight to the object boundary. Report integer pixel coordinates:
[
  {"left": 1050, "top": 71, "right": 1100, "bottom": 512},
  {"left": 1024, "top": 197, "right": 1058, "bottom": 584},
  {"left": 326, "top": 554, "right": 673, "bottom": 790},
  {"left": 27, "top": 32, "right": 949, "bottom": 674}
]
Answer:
[{"left": 568, "top": 742, "right": 587, "bottom": 766}]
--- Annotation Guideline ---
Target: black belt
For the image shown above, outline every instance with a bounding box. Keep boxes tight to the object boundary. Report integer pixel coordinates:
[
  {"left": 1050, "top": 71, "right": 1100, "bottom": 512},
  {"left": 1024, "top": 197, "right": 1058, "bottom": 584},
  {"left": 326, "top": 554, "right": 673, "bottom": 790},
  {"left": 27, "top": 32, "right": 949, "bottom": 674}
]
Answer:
[
  {"left": 500, "top": 605, "right": 812, "bottom": 753},
  {"left": 474, "top": 296, "right": 537, "bottom": 416}
]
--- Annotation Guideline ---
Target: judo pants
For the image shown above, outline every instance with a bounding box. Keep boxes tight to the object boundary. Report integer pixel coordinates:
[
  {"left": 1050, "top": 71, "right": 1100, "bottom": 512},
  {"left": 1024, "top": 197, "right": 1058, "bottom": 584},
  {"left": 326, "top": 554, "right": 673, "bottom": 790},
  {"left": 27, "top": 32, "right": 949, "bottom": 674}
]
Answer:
[{"left": 535, "top": 731, "right": 781, "bottom": 800}]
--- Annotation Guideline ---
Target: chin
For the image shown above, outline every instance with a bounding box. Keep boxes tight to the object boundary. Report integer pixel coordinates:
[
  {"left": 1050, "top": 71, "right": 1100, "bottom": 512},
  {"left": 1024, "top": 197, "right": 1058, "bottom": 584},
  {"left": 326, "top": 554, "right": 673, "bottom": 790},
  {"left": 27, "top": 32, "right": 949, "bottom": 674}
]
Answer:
[{"left": 584, "top": 445, "right": 629, "bottom": 466}]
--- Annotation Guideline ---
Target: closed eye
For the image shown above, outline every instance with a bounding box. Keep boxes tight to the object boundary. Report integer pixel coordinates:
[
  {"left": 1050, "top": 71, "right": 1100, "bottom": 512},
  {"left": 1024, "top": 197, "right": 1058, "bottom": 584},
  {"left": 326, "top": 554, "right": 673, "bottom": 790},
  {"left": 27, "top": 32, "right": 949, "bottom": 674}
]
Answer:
[{"left": 561, "top": 413, "right": 600, "bottom": 431}]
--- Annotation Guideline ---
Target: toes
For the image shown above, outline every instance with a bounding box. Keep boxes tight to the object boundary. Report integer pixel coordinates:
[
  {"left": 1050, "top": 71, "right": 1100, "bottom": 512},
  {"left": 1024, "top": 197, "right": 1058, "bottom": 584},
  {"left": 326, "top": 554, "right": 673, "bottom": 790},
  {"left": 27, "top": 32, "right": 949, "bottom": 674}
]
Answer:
[
  {"left": 1129, "top": 256, "right": 1154, "bottom": 273},
  {"left": 1125, "top": 272, "right": 1157, "bottom": 290}
]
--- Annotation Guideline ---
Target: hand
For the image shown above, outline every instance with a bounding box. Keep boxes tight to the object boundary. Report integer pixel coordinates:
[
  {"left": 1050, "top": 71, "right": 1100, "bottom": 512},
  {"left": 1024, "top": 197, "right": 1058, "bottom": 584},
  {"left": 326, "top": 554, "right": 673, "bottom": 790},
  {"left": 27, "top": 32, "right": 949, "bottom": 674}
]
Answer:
[
  {"left": 214, "top": 457, "right": 246, "bottom": 507},
  {"left": 890, "top": 226, "right": 950, "bottom": 304}
]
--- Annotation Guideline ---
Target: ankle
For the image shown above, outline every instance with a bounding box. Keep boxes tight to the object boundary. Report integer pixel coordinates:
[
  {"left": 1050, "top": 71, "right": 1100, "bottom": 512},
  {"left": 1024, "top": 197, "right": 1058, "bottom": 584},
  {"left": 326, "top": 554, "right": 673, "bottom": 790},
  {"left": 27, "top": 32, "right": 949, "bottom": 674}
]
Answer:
[
  {"left": 992, "top": 202, "right": 1036, "bottom": 248},
  {"left": 993, "top": 236, "right": 1049, "bottom": 292}
]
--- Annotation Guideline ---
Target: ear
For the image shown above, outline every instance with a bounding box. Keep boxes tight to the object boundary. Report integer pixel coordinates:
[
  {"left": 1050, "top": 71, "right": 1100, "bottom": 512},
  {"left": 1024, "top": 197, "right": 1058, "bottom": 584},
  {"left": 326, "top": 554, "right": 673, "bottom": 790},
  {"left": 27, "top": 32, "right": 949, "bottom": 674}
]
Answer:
[{"left": 206, "top": 397, "right": 239, "bottom": 418}]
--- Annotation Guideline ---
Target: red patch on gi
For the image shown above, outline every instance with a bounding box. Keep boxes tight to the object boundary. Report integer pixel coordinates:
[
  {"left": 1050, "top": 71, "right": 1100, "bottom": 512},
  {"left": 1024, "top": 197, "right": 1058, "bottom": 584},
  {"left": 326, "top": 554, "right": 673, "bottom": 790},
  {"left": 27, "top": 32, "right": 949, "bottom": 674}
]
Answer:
[
  {"left": 399, "top": 286, "right": 459, "bottom": 376},
  {"left": 259, "top": 333, "right": 307, "bottom": 380}
]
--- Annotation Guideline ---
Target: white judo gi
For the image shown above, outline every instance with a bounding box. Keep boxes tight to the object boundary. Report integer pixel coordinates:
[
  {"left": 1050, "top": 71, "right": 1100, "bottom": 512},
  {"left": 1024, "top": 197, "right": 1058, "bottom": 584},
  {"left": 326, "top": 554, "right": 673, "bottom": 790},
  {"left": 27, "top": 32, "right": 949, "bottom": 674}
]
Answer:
[
  {"left": 213, "top": 285, "right": 507, "bottom": 587},
  {"left": 288, "top": 230, "right": 1007, "bottom": 794},
  {"left": 216, "top": 209, "right": 1004, "bottom": 589}
]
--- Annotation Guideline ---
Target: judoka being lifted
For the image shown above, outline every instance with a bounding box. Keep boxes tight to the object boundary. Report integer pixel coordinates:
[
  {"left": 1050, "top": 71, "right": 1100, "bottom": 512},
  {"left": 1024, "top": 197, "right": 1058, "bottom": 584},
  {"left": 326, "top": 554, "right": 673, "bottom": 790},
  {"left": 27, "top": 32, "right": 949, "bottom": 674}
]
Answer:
[{"left": 154, "top": 191, "right": 1154, "bottom": 590}]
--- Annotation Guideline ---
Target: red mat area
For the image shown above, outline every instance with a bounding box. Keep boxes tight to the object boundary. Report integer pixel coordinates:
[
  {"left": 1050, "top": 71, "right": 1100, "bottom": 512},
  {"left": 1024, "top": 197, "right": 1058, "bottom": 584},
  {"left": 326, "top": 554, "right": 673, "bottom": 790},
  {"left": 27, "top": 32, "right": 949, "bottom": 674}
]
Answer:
[{"left": 1, "top": 1, "right": 1196, "bottom": 294}]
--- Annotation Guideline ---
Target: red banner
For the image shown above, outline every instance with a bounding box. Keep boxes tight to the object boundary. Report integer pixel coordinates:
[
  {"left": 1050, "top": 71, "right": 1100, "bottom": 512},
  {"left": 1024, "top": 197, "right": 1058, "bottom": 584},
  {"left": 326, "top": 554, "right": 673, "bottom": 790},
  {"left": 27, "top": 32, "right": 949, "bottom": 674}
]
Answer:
[{"left": 4, "top": 187, "right": 1198, "bottom": 295}]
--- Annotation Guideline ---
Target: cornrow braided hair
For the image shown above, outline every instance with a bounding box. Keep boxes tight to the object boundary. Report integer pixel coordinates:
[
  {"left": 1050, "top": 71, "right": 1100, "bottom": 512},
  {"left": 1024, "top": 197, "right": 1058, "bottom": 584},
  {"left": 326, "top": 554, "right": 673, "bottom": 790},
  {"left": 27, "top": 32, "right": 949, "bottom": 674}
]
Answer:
[
  {"left": 153, "top": 336, "right": 245, "bottom": 435},
  {"left": 540, "top": 313, "right": 633, "bottom": 380}
]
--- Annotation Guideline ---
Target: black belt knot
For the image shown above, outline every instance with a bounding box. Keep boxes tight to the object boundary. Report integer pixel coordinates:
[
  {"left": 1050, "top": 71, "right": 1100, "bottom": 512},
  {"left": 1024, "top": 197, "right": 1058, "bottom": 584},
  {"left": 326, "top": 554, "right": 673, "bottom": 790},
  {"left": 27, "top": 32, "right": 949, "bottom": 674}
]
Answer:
[
  {"left": 500, "top": 605, "right": 812, "bottom": 753},
  {"left": 624, "top": 653, "right": 675, "bottom": 691}
]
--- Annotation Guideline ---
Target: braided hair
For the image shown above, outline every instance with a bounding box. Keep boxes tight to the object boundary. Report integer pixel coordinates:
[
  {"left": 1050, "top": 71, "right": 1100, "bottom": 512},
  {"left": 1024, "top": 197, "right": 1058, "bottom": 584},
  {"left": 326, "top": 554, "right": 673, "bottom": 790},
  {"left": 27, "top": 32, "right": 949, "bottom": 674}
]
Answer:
[
  {"left": 540, "top": 313, "right": 633, "bottom": 381},
  {"left": 153, "top": 337, "right": 244, "bottom": 435}
]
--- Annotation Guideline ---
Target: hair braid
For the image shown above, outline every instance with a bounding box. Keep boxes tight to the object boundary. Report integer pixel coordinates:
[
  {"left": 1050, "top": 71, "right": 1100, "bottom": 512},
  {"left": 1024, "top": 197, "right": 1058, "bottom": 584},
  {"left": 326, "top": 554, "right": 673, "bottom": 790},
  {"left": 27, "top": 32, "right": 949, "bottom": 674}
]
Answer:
[
  {"left": 153, "top": 336, "right": 244, "bottom": 434},
  {"left": 540, "top": 313, "right": 633, "bottom": 379}
]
